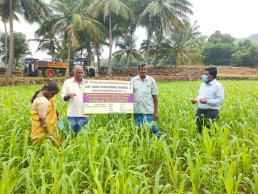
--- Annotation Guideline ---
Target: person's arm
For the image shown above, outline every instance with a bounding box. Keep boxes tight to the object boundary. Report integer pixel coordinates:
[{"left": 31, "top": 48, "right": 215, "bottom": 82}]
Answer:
[
  {"left": 39, "top": 118, "right": 50, "bottom": 134},
  {"left": 61, "top": 80, "right": 76, "bottom": 101},
  {"left": 192, "top": 84, "right": 203, "bottom": 104},
  {"left": 37, "top": 99, "right": 51, "bottom": 134},
  {"left": 61, "top": 81, "right": 68, "bottom": 101},
  {"left": 152, "top": 95, "right": 158, "bottom": 121},
  {"left": 151, "top": 79, "right": 158, "bottom": 120},
  {"left": 63, "top": 94, "right": 76, "bottom": 101}
]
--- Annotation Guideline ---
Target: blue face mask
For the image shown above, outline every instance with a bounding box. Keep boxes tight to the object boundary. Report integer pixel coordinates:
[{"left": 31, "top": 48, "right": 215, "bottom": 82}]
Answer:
[{"left": 201, "top": 74, "right": 209, "bottom": 83}]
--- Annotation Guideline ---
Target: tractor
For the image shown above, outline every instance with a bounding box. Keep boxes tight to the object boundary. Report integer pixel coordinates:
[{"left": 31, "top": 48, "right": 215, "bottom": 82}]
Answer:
[{"left": 23, "top": 57, "right": 97, "bottom": 77}]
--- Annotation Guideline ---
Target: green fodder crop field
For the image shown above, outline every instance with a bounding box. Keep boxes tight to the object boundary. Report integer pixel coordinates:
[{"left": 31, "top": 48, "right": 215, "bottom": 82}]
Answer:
[{"left": 0, "top": 81, "right": 257, "bottom": 194}]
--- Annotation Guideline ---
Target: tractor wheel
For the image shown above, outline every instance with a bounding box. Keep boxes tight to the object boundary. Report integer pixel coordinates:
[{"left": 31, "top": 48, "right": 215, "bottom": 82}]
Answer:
[{"left": 44, "top": 68, "right": 56, "bottom": 77}]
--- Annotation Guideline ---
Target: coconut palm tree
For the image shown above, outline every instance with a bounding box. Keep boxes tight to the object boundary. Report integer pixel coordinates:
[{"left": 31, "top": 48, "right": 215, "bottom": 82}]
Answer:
[
  {"left": 113, "top": 33, "right": 142, "bottom": 67},
  {"left": 50, "top": 0, "right": 105, "bottom": 77},
  {"left": 122, "top": 0, "right": 139, "bottom": 68},
  {"left": 32, "top": 19, "right": 62, "bottom": 60},
  {"left": 75, "top": 29, "right": 108, "bottom": 70},
  {"left": 0, "top": 0, "right": 49, "bottom": 77},
  {"left": 138, "top": 0, "right": 193, "bottom": 62},
  {"left": 162, "top": 20, "right": 204, "bottom": 76},
  {"left": 88, "top": 0, "right": 131, "bottom": 77},
  {"left": 0, "top": 1, "right": 19, "bottom": 66},
  {"left": 2, "top": 22, "right": 8, "bottom": 65},
  {"left": 140, "top": 31, "right": 169, "bottom": 66}
]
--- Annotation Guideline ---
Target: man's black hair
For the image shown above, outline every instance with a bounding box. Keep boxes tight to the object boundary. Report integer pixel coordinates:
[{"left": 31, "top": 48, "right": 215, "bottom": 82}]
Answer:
[
  {"left": 138, "top": 63, "right": 147, "bottom": 69},
  {"left": 205, "top": 66, "right": 217, "bottom": 78}
]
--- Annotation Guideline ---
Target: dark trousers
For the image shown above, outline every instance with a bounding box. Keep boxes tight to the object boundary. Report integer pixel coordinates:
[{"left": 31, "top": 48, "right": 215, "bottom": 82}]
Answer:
[{"left": 196, "top": 109, "right": 219, "bottom": 133}]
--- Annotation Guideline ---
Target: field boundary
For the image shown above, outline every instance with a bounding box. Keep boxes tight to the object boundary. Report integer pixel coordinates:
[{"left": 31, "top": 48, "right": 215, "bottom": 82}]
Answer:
[
  {"left": 0, "top": 75, "right": 258, "bottom": 86},
  {"left": 1, "top": 66, "right": 258, "bottom": 86}
]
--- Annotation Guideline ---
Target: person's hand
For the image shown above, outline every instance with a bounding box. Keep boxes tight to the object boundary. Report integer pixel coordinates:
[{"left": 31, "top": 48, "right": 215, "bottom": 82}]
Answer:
[
  {"left": 199, "top": 98, "right": 207, "bottom": 104},
  {"left": 69, "top": 93, "right": 77, "bottom": 99},
  {"left": 153, "top": 113, "right": 159, "bottom": 121},
  {"left": 191, "top": 98, "right": 198, "bottom": 104},
  {"left": 64, "top": 93, "right": 77, "bottom": 101}
]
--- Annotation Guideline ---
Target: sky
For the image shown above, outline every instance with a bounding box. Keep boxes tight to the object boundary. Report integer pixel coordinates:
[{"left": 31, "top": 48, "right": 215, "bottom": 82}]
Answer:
[
  {"left": 191, "top": 0, "right": 258, "bottom": 39},
  {"left": 0, "top": 0, "right": 258, "bottom": 59}
]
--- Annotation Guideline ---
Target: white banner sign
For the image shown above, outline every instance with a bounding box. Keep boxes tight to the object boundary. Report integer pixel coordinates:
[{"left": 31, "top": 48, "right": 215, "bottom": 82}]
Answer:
[{"left": 83, "top": 80, "right": 134, "bottom": 114}]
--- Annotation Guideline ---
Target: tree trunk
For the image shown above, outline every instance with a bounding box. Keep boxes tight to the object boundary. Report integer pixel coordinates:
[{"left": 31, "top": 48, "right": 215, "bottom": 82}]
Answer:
[
  {"left": 187, "top": 66, "right": 191, "bottom": 81},
  {"left": 125, "top": 53, "right": 129, "bottom": 67},
  {"left": 4, "top": 22, "right": 8, "bottom": 66},
  {"left": 5, "top": 0, "right": 13, "bottom": 77},
  {"left": 96, "top": 43, "right": 101, "bottom": 71},
  {"left": 107, "top": 14, "right": 113, "bottom": 77},
  {"left": 185, "top": 58, "right": 192, "bottom": 81},
  {"left": 50, "top": 40, "right": 55, "bottom": 60},
  {"left": 145, "top": 22, "right": 153, "bottom": 64},
  {"left": 129, "top": 51, "right": 132, "bottom": 68},
  {"left": 65, "top": 43, "right": 71, "bottom": 78},
  {"left": 128, "top": 24, "right": 133, "bottom": 68},
  {"left": 145, "top": 34, "right": 151, "bottom": 62},
  {"left": 174, "top": 54, "right": 179, "bottom": 75},
  {"left": 15, "top": 58, "right": 19, "bottom": 70},
  {"left": 87, "top": 46, "right": 92, "bottom": 66},
  {"left": 155, "top": 50, "right": 158, "bottom": 66}
]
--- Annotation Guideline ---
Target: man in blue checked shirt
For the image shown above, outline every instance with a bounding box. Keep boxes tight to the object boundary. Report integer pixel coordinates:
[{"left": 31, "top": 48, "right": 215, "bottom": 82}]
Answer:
[
  {"left": 191, "top": 66, "right": 224, "bottom": 133},
  {"left": 131, "top": 63, "right": 161, "bottom": 139}
]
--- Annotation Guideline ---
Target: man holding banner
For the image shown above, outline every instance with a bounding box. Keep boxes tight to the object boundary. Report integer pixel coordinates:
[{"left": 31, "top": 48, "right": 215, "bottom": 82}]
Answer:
[
  {"left": 131, "top": 63, "right": 161, "bottom": 139},
  {"left": 61, "top": 65, "right": 89, "bottom": 133}
]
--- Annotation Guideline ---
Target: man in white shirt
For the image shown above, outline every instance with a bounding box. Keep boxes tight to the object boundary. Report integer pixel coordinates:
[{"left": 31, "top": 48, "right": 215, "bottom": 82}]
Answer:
[
  {"left": 131, "top": 63, "right": 161, "bottom": 139},
  {"left": 61, "top": 65, "right": 88, "bottom": 133},
  {"left": 191, "top": 66, "right": 224, "bottom": 133}
]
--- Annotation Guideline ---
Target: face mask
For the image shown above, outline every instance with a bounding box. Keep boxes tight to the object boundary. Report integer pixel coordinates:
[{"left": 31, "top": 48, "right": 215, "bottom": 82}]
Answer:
[{"left": 201, "top": 74, "right": 209, "bottom": 83}]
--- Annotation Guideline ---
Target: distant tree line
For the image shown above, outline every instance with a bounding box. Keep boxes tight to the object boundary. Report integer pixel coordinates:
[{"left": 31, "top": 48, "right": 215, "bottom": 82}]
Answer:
[
  {"left": 1, "top": 29, "right": 257, "bottom": 70},
  {"left": 0, "top": 32, "right": 30, "bottom": 68},
  {"left": 202, "top": 31, "right": 258, "bottom": 67},
  {"left": 0, "top": 0, "right": 257, "bottom": 77}
]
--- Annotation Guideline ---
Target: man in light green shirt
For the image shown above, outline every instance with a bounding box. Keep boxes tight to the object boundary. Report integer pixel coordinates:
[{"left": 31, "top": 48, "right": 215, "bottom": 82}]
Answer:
[{"left": 131, "top": 63, "right": 160, "bottom": 139}]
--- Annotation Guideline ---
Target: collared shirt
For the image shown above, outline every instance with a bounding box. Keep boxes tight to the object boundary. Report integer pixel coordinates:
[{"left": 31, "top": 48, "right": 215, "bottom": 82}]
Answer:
[
  {"left": 197, "top": 79, "right": 224, "bottom": 110},
  {"left": 131, "top": 75, "right": 158, "bottom": 114},
  {"left": 61, "top": 77, "right": 87, "bottom": 117}
]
